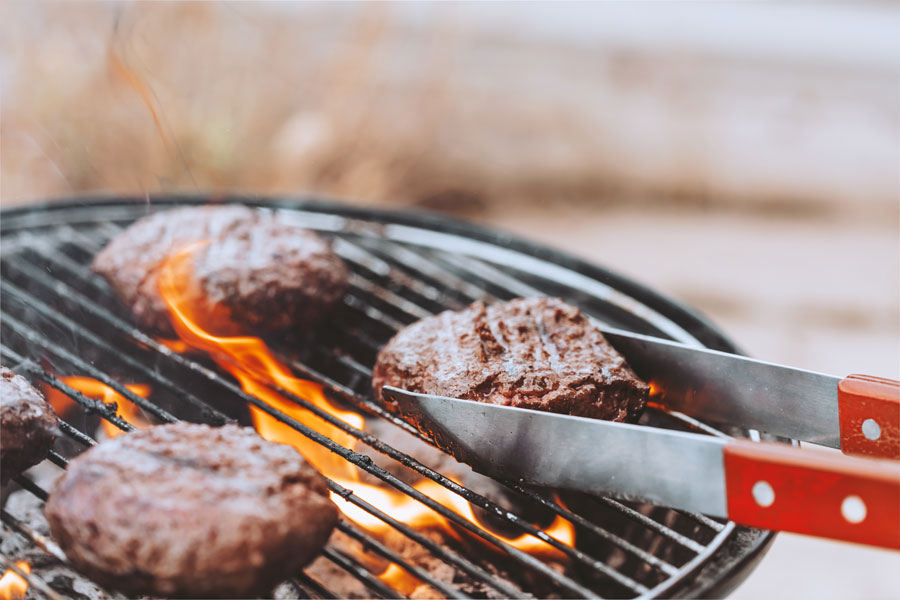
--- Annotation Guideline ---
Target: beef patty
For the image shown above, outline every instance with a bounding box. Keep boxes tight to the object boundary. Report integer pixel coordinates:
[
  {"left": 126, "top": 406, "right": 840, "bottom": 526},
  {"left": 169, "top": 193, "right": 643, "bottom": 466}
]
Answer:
[
  {"left": 1, "top": 366, "right": 58, "bottom": 484},
  {"left": 92, "top": 205, "right": 348, "bottom": 335},
  {"left": 45, "top": 423, "right": 338, "bottom": 598},
  {"left": 373, "top": 297, "right": 648, "bottom": 422}
]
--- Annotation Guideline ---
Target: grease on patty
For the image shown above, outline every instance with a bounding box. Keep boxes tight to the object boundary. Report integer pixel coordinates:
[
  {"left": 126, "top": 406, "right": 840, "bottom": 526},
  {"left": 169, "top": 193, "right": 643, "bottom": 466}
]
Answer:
[{"left": 373, "top": 297, "right": 648, "bottom": 422}]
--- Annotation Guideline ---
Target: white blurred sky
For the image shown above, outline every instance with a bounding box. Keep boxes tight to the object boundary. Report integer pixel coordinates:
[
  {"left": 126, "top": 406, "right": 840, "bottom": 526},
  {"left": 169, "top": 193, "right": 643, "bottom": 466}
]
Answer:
[{"left": 253, "top": 1, "right": 900, "bottom": 70}]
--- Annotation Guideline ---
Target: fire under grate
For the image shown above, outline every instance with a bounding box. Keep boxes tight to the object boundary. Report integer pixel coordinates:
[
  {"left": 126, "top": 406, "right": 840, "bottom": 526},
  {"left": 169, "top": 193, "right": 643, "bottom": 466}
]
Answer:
[{"left": 0, "top": 196, "right": 775, "bottom": 599}]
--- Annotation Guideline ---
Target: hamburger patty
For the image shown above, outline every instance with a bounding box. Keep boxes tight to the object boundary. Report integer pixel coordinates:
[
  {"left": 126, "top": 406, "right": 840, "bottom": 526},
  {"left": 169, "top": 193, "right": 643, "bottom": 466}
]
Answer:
[
  {"left": 92, "top": 205, "right": 348, "bottom": 335},
  {"left": 1, "top": 366, "right": 58, "bottom": 484},
  {"left": 45, "top": 423, "right": 338, "bottom": 598},
  {"left": 373, "top": 297, "right": 648, "bottom": 422}
]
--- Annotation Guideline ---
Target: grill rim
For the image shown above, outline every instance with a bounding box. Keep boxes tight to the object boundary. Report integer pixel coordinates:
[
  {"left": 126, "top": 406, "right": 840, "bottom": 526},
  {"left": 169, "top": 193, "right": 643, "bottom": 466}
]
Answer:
[
  {"left": 0, "top": 192, "right": 777, "bottom": 598},
  {"left": 2, "top": 192, "right": 742, "bottom": 353}
]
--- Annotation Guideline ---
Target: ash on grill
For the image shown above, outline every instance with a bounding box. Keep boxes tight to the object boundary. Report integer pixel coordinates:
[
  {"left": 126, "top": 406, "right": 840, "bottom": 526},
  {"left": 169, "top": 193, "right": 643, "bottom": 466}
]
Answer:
[{"left": 0, "top": 198, "right": 772, "bottom": 600}]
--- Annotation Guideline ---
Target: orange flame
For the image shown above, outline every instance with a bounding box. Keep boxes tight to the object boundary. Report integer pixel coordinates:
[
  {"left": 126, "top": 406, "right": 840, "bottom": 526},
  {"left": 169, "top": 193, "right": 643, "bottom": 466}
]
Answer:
[
  {"left": 0, "top": 561, "right": 30, "bottom": 600},
  {"left": 44, "top": 376, "right": 152, "bottom": 437},
  {"left": 379, "top": 563, "right": 415, "bottom": 593},
  {"left": 157, "top": 244, "right": 575, "bottom": 590}
]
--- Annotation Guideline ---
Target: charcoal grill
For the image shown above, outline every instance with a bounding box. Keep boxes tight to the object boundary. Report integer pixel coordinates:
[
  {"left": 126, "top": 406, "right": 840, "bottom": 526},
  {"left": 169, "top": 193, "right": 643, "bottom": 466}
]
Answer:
[{"left": 0, "top": 194, "right": 776, "bottom": 599}]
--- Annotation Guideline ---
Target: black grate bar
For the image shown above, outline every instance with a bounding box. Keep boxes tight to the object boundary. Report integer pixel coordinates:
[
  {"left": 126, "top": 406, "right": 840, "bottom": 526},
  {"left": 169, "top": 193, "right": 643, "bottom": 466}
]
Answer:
[
  {"left": 57, "top": 223, "right": 115, "bottom": 253},
  {"left": 70, "top": 222, "right": 416, "bottom": 335},
  {"left": 28, "top": 229, "right": 671, "bottom": 583},
  {"left": 283, "top": 353, "right": 433, "bottom": 443},
  {"left": 384, "top": 248, "right": 736, "bottom": 439},
  {"left": 651, "top": 408, "right": 732, "bottom": 440},
  {"left": 287, "top": 339, "right": 700, "bottom": 569},
  {"left": 326, "top": 348, "right": 374, "bottom": 379},
  {"left": 189, "top": 362, "right": 609, "bottom": 597},
  {"left": 321, "top": 548, "right": 405, "bottom": 600},
  {"left": 284, "top": 348, "right": 682, "bottom": 576},
  {"left": 283, "top": 353, "right": 443, "bottom": 446},
  {"left": 504, "top": 484, "right": 680, "bottom": 576},
  {"left": 10, "top": 230, "right": 648, "bottom": 591},
  {"left": 337, "top": 244, "right": 731, "bottom": 536},
  {"left": 15, "top": 445, "right": 408, "bottom": 600},
  {"left": 334, "top": 237, "right": 466, "bottom": 309},
  {"left": 597, "top": 498, "right": 706, "bottom": 554},
  {"left": 345, "top": 271, "right": 434, "bottom": 321},
  {"left": 0, "top": 250, "right": 236, "bottom": 422},
  {"left": 23, "top": 233, "right": 120, "bottom": 296},
  {"left": 6, "top": 299, "right": 539, "bottom": 598},
  {"left": 325, "top": 478, "right": 524, "bottom": 599},
  {"left": 8, "top": 353, "right": 136, "bottom": 435},
  {"left": 342, "top": 292, "right": 410, "bottom": 332},
  {"left": 333, "top": 246, "right": 461, "bottom": 316},
  {"left": 0, "top": 292, "right": 177, "bottom": 425},
  {"left": 347, "top": 236, "right": 499, "bottom": 305},
  {"left": 27, "top": 229, "right": 400, "bottom": 362},
  {"left": 674, "top": 510, "right": 727, "bottom": 533},
  {"left": 337, "top": 522, "right": 470, "bottom": 600},
  {"left": 287, "top": 241, "right": 719, "bottom": 558},
  {"left": 292, "top": 573, "right": 339, "bottom": 600},
  {"left": 0, "top": 344, "right": 26, "bottom": 369},
  {"left": 45, "top": 449, "right": 69, "bottom": 469},
  {"left": 278, "top": 282, "right": 710, "bottom": 565},
  {"left": 1, "top": 510, "right": 67, "bottom": 564},
  {"left": 56, "top": 418, "right": 99, "bottom": 448},
  {"left": 0, "top": 555, "right": 66, "bottom": 600},
  {"left": 0, "top": 213, "right": 741, "bottom": 598},
  {"left": 326, "top": 322, "right": 388, "bottom": 361},
  {"left": 20, "top": 223, "right": 676, "bottom": 589},
  {"left": 0, "top": 262, "right": 232, "bottom": 425},
  {"left": 5, "top": 463, "right": 393, "bottom": 600},
  {"left": 227, "top": 360, "right": 650, "bottom": 593},
  {"left": 430, "top": 251, "right": 541, "bottom": 299},
  {"left": 12, "top": 475, "right": 49, "bottom": 502}
]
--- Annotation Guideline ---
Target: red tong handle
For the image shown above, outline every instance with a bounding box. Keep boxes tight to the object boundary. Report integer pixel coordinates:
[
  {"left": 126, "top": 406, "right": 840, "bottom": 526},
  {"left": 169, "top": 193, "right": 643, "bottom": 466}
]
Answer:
[
  {"left": 724, "top": 439, "right": 900, "bottom": 549},
  {"left": 838, "top": 375, "right": 900, "bottom": 460}
]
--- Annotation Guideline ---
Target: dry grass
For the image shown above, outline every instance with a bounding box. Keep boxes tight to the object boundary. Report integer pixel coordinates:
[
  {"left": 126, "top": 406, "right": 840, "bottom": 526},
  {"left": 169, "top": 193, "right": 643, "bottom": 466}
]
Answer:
[
  {"left": 2, "top": 2, "right": 507, "bottom": 209},
  {"left": 1, "top": 2, "right": 896, "bottom": 222}
]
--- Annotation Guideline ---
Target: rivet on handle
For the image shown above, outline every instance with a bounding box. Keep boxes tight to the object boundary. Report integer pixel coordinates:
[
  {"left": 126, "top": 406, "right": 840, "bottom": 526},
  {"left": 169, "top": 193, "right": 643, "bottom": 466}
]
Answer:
[
  {"left": 751, "top": 480, "right": 775, "bottom": 507},
  {"left": 838, "top": 375, "right": 900, "bottom": 460},
  {"left": 841, "top": 495, "right": 866, "bottom": 524},
  {"left": 724, "top": 439, "right": 900, "bottom": 549},
  {"left": 861, "top": 419, "right": 881, "bottom": 441}
]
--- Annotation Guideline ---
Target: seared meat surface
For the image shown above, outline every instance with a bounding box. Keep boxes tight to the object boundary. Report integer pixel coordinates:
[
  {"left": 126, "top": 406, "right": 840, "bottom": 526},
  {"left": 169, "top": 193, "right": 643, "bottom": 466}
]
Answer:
[
  {"left": 92, "top": 205, "right": 348, "bottom": 335},
  {"left": 45, "top": 423, "right": 338, "bottom": 598},
  {"left": 373, "top": 297, "right": 648, "bottom": 422},
  {"left": 1, "top": 366, "right": 58, "bottom": 484}
]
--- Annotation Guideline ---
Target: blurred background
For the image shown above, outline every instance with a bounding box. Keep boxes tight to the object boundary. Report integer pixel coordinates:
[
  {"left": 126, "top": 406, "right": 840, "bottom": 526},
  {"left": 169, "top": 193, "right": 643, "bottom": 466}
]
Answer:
[{"left": 1, "top": 2, "right": 898, "bottom": 597}]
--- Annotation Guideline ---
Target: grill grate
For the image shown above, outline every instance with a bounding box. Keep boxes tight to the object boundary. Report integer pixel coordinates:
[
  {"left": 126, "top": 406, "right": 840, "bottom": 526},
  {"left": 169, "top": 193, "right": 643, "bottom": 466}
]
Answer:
[{"left": 0, "top": 197, "right": 773, "bottom": 599}]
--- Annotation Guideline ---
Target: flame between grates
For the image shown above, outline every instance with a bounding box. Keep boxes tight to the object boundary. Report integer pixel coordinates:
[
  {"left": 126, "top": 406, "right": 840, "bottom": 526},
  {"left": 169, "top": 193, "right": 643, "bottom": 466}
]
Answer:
[{"left": 0, "top": 202, "right": 744, "bottom": 600}]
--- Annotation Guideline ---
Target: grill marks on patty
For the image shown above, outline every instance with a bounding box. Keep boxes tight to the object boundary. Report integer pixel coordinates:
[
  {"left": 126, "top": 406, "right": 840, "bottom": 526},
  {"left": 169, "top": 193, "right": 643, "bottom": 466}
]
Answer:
[{"left": 373, "top": 297, "right": 649, "bottom": 422}]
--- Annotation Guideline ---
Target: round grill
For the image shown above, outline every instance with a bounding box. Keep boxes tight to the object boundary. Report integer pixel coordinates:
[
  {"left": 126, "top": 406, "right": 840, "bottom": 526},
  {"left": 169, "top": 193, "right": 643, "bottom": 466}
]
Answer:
[{"left": 0, "top": 195, "right": 775, "bottom": 599}]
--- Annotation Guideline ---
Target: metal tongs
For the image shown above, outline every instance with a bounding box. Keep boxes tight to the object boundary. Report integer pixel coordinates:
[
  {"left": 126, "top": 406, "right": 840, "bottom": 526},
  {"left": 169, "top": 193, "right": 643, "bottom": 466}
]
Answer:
[{"left": 382, "top": 327, "right": 900, "bottom": 550}]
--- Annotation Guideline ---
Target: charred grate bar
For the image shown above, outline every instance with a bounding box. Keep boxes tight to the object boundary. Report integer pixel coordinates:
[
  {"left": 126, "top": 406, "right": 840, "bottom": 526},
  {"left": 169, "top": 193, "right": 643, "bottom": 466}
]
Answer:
[{"left": 0, "top": 196, "right": 775, "bottom": 599}]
